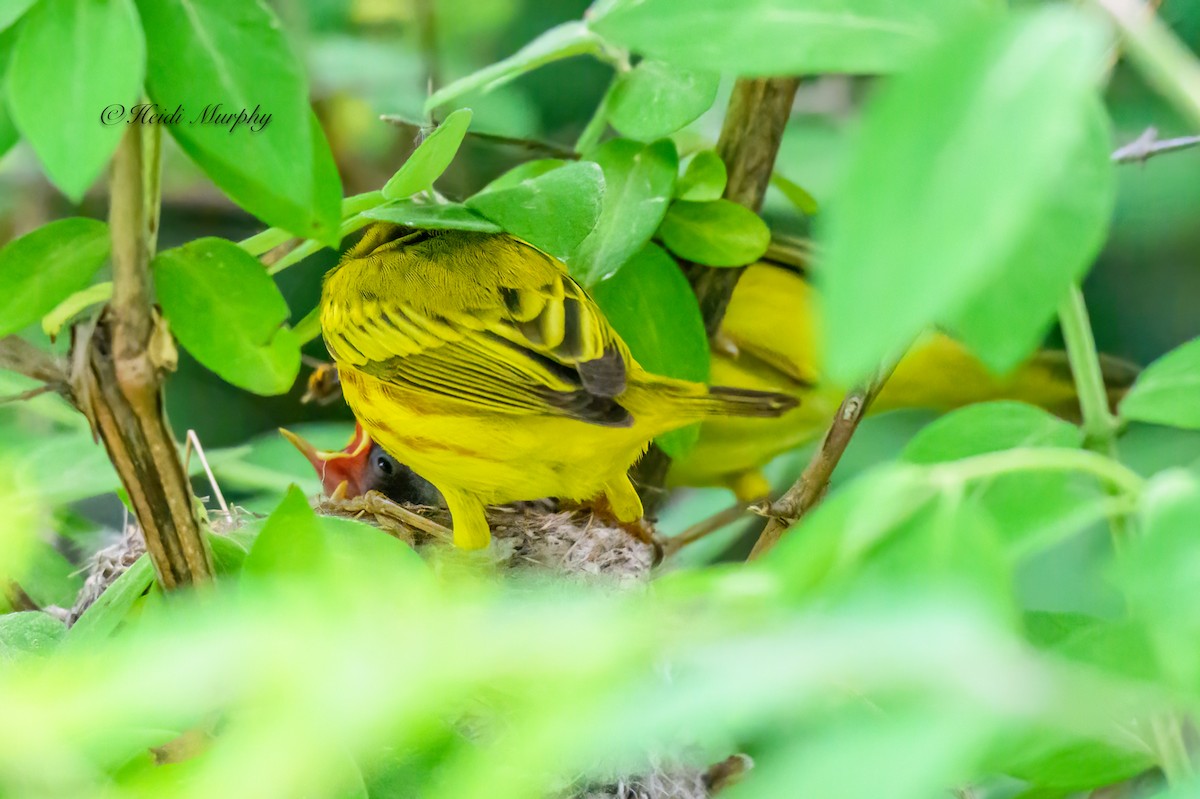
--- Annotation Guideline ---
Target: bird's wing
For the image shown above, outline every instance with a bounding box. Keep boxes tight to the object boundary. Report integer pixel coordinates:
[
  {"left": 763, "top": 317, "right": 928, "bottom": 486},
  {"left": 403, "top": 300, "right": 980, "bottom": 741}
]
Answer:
[{"left": 323, "top": 265, "right": 635, "bottom": 427}]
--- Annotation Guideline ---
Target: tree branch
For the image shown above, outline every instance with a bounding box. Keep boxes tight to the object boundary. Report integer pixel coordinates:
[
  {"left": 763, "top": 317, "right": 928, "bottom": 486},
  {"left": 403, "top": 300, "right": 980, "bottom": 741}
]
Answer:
[
  {"left": 635, "top": 78, "right": 800, "bottom": 506},
  {"left": 747, "top": 370, "right": 890, "bottom": 560},
  {"left": 1111, "top": 126, "right": 1200, "bottom": 163},
  {"left": 72, "top": 124, "right": 213, "bottom": 589}
]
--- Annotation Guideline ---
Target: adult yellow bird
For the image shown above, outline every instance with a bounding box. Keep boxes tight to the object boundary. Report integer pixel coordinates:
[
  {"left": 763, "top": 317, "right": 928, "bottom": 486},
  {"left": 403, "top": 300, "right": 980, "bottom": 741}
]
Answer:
[
  {"left": 319, "top": 224, "right": 797, "bottom": 549},
  {"left": 667, "top": 261, "right": 1138, "bottom": 500}
]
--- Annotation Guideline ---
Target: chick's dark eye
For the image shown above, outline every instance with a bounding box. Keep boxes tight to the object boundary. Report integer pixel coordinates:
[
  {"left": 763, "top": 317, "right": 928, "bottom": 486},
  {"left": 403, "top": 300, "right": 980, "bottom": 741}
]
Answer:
[{"left": 375, "top": 455, "right": 394, "bottom": 476}]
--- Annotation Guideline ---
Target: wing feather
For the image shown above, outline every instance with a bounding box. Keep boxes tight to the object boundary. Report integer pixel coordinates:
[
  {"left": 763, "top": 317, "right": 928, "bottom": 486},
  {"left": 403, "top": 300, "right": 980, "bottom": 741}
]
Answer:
[{"left": 322, "top": 227, "right": 634, "bottom": 426}]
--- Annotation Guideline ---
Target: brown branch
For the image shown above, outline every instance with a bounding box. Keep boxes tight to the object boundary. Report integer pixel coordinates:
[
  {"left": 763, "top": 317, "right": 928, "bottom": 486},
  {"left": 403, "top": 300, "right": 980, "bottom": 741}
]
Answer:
[
  {"left": 687, "top": 77, "right": 801, "bottom": 336},
  {"left": 635, "top": 77, "right": 800, "bottom": 506},
  {"left": 4, "top": 581, "right": 40, "bottom": 612},
  {"left": 747, "top": 370, "right": 890, "bottom": 560},
  {"left": 661, "top": 502, "right": 750, "bottom": 558},
  {"left": 71, "top": 124, "right": 213, "bottom": 589},
  {"left": 0, "top": 335, "right": 67, "bottom": 385}
]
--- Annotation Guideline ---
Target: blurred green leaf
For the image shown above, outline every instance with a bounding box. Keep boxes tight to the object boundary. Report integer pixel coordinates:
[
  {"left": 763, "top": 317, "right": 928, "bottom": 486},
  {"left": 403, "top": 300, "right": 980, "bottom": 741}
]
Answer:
[
  {"left": 588, "top": 0, "right": 988, "bottom": 76},
  {"left": 0, "top": 27, "right": 18, "bottom": 159},
  {"left": 425, "top": 22, "right": 605, "bottom": 113},
  {"left": 904, "top": 402, "right": 1082, "bottom": 465},
  {"left": 66, "top": 554, "right": 153, "bottom": 647},
  {"left": 902, "top": 402, "right": 1100, "bottom": 558},
  {"left": 136, "top": 0, "right": 341, "bottom": 243},
  {"left": 658, "top": 199, "right": 770, "bottom": 266},
  {"left": 382, "top": 109, "right": 473, "bottom": 200},
  {"left": 0, "top": 612, "right": 65, "bottom": 661},
  {"left": 771, "top": 172, "right": 819, "bottom": 215},
  {"left": 676, "top": 150, "right": 727, "bottom": 202},
  {"left": 1120, "top": 337, "right": 1200, "bottom": 429},
  {"left": 243, "top": 486, "right": 328, "bottom": 579},
  {"left": 1119, "top": 470, "right": 1200, "bottom": 690},
  {"left": 607, "top": 60, "right": 718, "bottom": 141},
  {"left": 572, "top": 138, "right": 678, "bottom": 285},
  {"left": 6, "top": 0, "right": 144, "bottom": 201},
  {"left": 209, "top": 533, "right": 248, "bottom": 577},
  {"left": 365, "top": 201, "right": 501, "bottom": 233},
  {"left": 0, "top": 0, "right": 38, "bottom": 32},
  {"left": 949, "top": 99, "right": 1115, "bottom": 373},
  {"left": 0, "top": 217, "right": 109, "bottom": 337},
  {"left": 819, "top": 9, "right": 1109, "bottom": 383},
  {"left": 16, "top": 541, "right": 83, "bottom": 609},
  {"left": 592, "top": 243, "right": 709, "bottom": 457},
  {"left": 466, "top": 160, "right": 604, "bottom": 259},
  {"left": 154, "top": 238, "right": 300, "bottom": 396}
]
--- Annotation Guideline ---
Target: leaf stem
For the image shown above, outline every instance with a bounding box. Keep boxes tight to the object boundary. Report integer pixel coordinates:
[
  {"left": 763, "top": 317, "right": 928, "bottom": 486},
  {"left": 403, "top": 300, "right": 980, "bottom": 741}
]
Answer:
[
  {"left": 927, "top": 446, "right": 1144, "bottom": 496},
  {"left": 575, "top": 76, "right": 615, "bottom": 155},
  {"left": 1058, "top": 286, "right": 1120, "bottom": 452}
]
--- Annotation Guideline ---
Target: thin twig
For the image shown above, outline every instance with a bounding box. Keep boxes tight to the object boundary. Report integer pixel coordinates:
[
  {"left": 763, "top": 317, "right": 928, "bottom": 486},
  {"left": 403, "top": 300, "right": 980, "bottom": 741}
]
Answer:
[
  {"left": 1112, "top": 126, "right": 1200, "bottom": 163},
  {"left": 661, "top": 502, "right": 750, "bottom": 558},
  {"left": 0, "top": 384, "right": 54, "bottom": 405},
  {"left": 184, "top": 429, "right": 231, "bottom": 522},
  {"left": 381, "top": 115, "right": 578, "bottom": 160},
  {"left": 0, "top": 335, "right": 67, "bottom": 385},
  {"left": 748, "top": 369, "right": 892, "bottom": 560},
  {"left": 4, "top": 581, "right": 40, "bottom": 612}
]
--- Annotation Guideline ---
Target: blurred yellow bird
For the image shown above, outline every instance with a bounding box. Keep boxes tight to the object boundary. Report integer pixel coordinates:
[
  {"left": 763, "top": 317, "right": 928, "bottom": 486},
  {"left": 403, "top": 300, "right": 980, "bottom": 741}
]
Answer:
[
  {"left": 668, "top": 261, "right": 1137, "bottom": 501},
  {"left": 319, "top": 225, "right": 797, "bottom": 549}
]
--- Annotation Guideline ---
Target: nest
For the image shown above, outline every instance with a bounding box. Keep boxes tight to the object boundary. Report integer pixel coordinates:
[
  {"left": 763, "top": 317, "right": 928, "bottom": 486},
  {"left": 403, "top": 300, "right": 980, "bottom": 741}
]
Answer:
[
  {"left": 316, "top": 492, "right": 659, "bottom": 584},
  {"left": 51, "top": 498, "right": 743, "bottom": 799}
]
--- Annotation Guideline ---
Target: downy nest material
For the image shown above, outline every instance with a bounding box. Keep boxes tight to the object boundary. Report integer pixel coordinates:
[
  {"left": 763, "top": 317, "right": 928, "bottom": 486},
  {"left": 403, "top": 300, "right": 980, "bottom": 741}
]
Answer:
[{"left": 57, "top": 499, "right": 742, "bottom": 799}]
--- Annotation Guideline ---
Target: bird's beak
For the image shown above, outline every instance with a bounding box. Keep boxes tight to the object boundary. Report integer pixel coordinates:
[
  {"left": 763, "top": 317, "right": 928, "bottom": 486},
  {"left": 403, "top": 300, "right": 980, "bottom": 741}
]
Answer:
[{"left": 280, "top": 423, "right": 373, "bottom": 498}]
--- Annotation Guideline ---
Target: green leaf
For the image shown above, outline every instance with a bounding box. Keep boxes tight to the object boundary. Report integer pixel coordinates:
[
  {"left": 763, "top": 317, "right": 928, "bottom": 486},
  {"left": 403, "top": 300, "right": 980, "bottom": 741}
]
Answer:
[
  {"left": 209, "top": 533, "right": 248, "bottom": 576},
  {"left": 588, "top": 0, "right": 988, "bottom": 76},
  {"left": 1119, "top": 337, "right": 1200, "bottom": 429},
  {"left": 479, "top": 158, "right": 571, "bottom": 191},
  {"left": 17, "top": 540, "right": 83, "bottom": 608},
  {"left": 364, "top": 201, "right": 501, "bottom": 233},
  {"left": 771, "top": 172, "right": 819, "bottom": 215},
  {"left": 135, "top": 0, "right": 341, "bottom": 243},
  {"left": 903, "top": 402, "right": 1097, "bottom": 558},
  {"left": 243, "top": 485, "right": 328, "bottom": 579},
  {"left": 154, "top": 238, "right": 300, "bottom": 396},
  {"left": 0, "top": 27, "right": 19, "bottom": 159},
  {"left": 381, "top": 108, "right": 473, "bottom": 201},
  {"left": 466, "top": 161, "right": 604, "bottom": 259},
  {"left": 425, "top": 22, "right": 605, "bottom": 113},
  {"left": 0, "top": 0, "right": 39, "bottom": 32},
  {"left": 607, "top": 60, "right": 718, "bottom": 141},
  {"left": 948, "top": 99, "right": 1115, "bottom": 373},
  {"left": 0, "top": 611, "right": 65, "bottom": 661},
  {"left": 676, "top": 150, "right": 726, "bottom": 202},
  {"left": 658, "top": 199, "right": 770, "bottom": 266},
  {"left": 904, "top": 402, "right": 1083, "bottom": 465},
  {"left": 818, "top": 9, "right": 1109, "bottom": 383},
  {"left": 66, "top": 554, "right": 153, "bottom": 647},
  {"left": 0, "top": 217, "right": 110, "bottom": 336},
  {"left": 572, "top": 138, "right": 677, "bottom": 285},
  {"left": 6, "top": 0, "right": 144, "bottom": 201},
  {"left": 592, "top": 243, "right": 709, "bottom": 457}
]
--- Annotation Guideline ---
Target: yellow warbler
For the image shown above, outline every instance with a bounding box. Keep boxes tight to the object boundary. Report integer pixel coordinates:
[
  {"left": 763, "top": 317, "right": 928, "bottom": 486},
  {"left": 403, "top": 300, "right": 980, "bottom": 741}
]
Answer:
[
  {"left": 319, "top": 225, "right": 797, "bottom": 549},
  {"left": 668, "top": 261, "right": 1138, "bottom": 500}
]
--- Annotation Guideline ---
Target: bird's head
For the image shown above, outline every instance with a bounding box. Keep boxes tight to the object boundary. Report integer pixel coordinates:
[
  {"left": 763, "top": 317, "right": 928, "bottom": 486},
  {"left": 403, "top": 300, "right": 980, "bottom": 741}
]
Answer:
[{"left": 280, "top": 423, "right": 441, "bottom": 506}]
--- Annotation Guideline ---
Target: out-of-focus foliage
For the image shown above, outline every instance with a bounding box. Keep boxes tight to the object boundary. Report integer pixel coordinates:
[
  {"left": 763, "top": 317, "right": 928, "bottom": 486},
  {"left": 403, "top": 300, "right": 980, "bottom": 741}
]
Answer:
[{"left": 2, "top": 0, "right": 1200, "bottom": 796}]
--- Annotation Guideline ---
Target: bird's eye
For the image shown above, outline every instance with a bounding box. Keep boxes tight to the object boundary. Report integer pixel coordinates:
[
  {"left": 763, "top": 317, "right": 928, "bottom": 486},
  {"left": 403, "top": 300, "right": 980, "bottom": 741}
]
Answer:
[{"left": 375, "top": 455, "right": 394, "bottom": 475}]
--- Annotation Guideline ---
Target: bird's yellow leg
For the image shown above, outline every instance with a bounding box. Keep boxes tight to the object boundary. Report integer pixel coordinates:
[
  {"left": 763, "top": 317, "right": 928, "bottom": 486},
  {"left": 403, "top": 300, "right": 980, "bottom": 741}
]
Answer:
[
  {"left": 602, "top": 475, "right": 644, "bottom": 523},
  {"left": 441, "top": 488, "right": 491, "bottom": 550},
  {"left": 728, "top": 469, "right": 772, "bottom": 503}
]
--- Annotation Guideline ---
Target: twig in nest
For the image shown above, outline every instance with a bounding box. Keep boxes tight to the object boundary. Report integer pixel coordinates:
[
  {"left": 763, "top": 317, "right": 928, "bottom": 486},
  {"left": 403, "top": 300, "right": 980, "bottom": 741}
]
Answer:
[
  {"left": 184, "top": 429, "right": 231, "bottom": 522},
  {"left": 661, "top": 502, "right": 750, "bottom": 558},
  {"left": 0, "top": 335, "right": 68, "bottom": 387},
  {"left": 1112, "top": 126, "right": 1200, "bottom": 163},
  {"left": 748, "top": 367, "right": 892, "bottom": 560}
]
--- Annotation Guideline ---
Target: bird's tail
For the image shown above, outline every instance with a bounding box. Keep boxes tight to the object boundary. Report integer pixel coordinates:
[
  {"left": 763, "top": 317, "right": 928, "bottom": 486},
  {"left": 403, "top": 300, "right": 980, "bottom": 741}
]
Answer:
[{"left": 659, "top": 381, "right": 799, "bottom": 421}]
